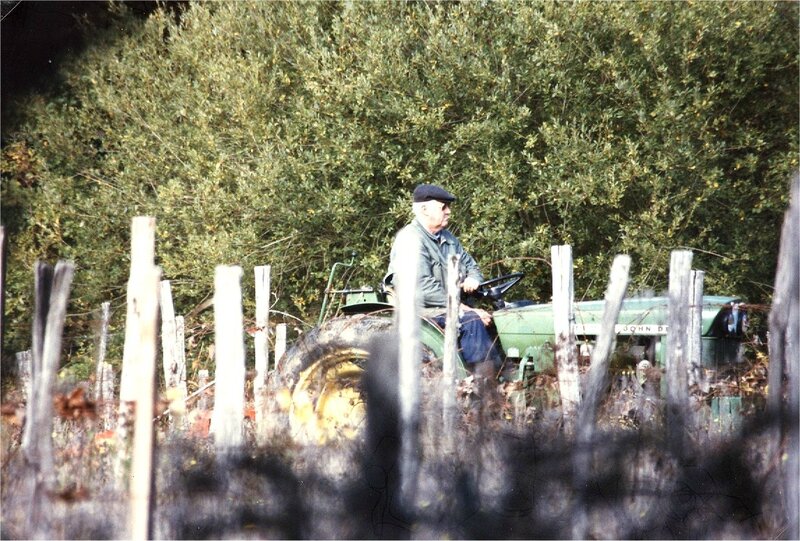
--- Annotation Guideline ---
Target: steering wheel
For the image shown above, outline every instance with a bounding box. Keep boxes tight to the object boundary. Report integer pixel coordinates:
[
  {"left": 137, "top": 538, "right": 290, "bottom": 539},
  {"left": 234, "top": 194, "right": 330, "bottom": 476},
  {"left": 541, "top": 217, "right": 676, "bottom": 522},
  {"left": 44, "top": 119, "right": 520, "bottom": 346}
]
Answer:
[{"left": 467, "top": 272, "right": 524, "bottom": 304}]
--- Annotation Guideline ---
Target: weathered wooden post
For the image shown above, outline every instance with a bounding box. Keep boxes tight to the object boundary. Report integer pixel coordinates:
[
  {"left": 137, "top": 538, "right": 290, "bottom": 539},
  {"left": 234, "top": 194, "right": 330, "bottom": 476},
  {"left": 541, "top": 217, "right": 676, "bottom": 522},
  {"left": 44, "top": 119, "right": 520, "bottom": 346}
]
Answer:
[
  {"left": 688, "top": 270, "right": 707, "bottom": 392},
  {"left": 175, "top": 316, "right": 186, "bottom": 393},
  {"left": 442, "top": 254, "right": 460, "bottom": 452},
  {"left": 551, "top": 245, "right": 579, "bottom": 434},
  {"left": 118, "top": 217, "right": 156, "bottom": 451},
  {"left": 95, "top": 361, "right": 115, "bottom": 432},
  {"left": 576, "top": 255, "right": 631, "bottom": 433},
  {"left": 394, "top": 228, "right": 421, "bottom": 509},
  {"left": 160, "top": 280, "right": 188, "bottom": 430},
  {"left": 666, "top": 250, "right": 693, "bottom": 455},
  {"left": 16, "top": 350, "right": 32, "bottom": 403},
  {"left": 21, "top": 264, "right": 52, "bottom": 504},
  {"left": 253, "top": 265, "right": 270, "bottom": 444},
  {"left": 210, "top": 265, "right": 246, "bottom": 449},
  {"left": 274, "top": 323, "right": 287, "bottom": 369},
  {"left": 197, "top": 369, "right": 210, "bottom": 411},
  {"left": 94, "top": 303, "right": 115, "bottom": 432},
  {"left": 128, "top": 266, "right": 160, "bottom": 541},
  {"left": 96, "top": 301, "right": 111, "bottom": 366},
  {"left": 573, "top": 255, "right": 630, "bottom": 540},
  {"left": 767, "top": 173, "right": 799, "bottom": 540},
  {"left": 0, "top": 225, "right": 6, "bottom": 357},
  {"left": 21, "top": 260, "right": 74, "bottom": 539}
]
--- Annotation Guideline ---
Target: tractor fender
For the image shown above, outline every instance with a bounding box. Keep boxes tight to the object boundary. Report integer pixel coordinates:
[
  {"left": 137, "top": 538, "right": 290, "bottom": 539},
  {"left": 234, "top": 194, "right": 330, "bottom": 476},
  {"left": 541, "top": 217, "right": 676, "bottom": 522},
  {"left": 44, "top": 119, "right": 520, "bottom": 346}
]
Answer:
[{"left": 279, "top": 312, "right": 468, "bottom": 390}]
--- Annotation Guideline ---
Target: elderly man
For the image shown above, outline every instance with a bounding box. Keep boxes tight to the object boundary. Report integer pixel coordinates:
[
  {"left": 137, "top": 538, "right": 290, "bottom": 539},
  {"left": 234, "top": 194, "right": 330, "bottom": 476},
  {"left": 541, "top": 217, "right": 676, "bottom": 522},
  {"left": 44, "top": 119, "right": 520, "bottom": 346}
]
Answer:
[{"left": 384, "top": 183, "right": 502, "bottom": 372}]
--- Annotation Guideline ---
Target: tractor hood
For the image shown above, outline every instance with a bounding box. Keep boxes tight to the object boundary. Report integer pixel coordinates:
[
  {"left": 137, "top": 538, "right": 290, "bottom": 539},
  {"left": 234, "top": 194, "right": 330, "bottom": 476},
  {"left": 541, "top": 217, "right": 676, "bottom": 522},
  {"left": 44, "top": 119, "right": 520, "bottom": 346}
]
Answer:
[
  {"left": 493, "top": 295, "right": 745, "bottom": 340},
  {"left": 492, "top": 295, "right": 746, "bottom": 370}
]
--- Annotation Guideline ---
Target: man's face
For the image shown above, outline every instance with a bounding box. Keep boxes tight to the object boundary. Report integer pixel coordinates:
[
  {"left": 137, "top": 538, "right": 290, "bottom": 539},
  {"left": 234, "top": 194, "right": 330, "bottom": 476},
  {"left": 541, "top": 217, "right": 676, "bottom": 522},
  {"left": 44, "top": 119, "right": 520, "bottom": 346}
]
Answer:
[{"left": 422, "top": 200, "right": 451, "bottom": 233}]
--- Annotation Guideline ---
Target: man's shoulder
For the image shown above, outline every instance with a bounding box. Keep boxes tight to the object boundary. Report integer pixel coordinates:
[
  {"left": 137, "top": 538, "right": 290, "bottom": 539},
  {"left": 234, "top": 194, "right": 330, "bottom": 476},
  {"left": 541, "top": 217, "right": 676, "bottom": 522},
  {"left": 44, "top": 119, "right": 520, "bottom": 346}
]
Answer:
[
  {"left": 392, "top": 221, "right": 424, "bottom": 249},
  {"left": 395, "top": 220, "right": 426, "bottom": 240}
]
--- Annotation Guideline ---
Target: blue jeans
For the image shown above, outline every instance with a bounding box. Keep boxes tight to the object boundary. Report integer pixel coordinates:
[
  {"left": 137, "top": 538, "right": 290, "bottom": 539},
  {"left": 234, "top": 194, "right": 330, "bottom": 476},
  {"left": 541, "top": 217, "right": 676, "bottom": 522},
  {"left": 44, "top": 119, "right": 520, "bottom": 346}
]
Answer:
[{"left": 431, "top": 311, "right": 502, "bottom": 366}]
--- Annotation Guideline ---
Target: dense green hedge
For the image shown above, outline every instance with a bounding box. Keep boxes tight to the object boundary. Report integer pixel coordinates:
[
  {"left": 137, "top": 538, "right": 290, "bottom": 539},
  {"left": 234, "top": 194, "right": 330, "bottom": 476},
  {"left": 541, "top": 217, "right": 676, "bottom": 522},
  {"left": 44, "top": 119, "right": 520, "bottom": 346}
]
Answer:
[{"left": 2, "top": 1, "right": 797, "bottom": 378}]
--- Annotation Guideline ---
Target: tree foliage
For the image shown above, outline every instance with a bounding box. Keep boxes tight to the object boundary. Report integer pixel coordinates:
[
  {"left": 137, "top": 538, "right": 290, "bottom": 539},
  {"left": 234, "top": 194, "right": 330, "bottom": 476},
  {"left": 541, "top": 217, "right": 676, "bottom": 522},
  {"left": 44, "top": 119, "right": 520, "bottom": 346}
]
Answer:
[{"left": 2, "top": 0, "right": 797, "bottom": 376}]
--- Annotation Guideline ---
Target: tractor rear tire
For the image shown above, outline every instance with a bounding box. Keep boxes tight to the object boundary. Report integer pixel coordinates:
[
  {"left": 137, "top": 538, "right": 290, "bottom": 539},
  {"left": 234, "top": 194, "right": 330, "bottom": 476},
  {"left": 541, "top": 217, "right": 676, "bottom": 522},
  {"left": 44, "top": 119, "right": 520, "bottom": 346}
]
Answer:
[{"left": 278, "top": 314, "right": 393, "bottom": 445}]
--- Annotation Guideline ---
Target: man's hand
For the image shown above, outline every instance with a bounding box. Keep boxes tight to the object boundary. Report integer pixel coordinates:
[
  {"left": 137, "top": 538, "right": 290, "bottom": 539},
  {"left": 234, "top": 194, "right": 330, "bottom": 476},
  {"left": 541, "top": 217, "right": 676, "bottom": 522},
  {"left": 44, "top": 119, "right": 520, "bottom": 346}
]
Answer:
[
  {"left": 462, "top": 304, "right": 492, "bottom": 326},
  {"left": 462, "top": 276, "right": 480, "bottom": 293}
]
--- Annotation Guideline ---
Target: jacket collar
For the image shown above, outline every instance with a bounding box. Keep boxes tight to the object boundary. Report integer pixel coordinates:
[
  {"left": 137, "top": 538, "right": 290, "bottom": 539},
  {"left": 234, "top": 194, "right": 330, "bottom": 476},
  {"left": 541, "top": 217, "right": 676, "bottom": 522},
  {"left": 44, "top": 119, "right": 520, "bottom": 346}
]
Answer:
[{"left": 414, "top": 218, "right": 450, "bottom": 245}]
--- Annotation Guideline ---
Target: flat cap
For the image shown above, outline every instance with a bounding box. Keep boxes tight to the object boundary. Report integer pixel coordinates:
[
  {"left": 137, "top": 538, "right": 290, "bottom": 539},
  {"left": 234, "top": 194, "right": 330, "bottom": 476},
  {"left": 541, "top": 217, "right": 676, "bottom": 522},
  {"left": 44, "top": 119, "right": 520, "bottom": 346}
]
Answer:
[{"left": 412, "top": 183, "right": 456, "bottom": 203}]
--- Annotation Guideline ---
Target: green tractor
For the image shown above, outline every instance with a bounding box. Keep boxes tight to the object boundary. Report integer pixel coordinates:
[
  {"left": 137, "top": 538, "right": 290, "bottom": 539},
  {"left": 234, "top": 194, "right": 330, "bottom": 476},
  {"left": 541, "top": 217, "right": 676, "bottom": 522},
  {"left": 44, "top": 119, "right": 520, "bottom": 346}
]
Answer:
[{"left": 279, "top": 257, "right": 748, "bottom": 444}]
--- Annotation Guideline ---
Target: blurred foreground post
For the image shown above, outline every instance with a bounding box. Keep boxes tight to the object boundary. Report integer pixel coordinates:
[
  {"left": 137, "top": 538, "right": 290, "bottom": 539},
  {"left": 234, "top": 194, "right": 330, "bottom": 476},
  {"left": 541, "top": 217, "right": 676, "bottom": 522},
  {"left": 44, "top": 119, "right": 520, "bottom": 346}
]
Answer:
[
  {"left": 767, "top": 173, "right": 799, "bottom": 540},
  {"left": 128, "top": 266, "right": 160, "bottom": 541},
  {"left": 160, "top": 280, "right": 188, "bottom": 431},
  {"left": 118, "top": 217, "right": 156, "bottom": 456},
  {"left": 551, "top": 245, "right": 579, "bottom": 434},
  {"left": 394, "top": 229, "right": 421, "bottom": 509},
  {"left": 211, "top": 265, "right": 246, "bottom": 449},
  {"left": 442, "top": 254, "right": 460, "bottom": 452},
  {"left": 666, "top": 250, "right": 693, "bottom": 455},
  {"left": 573, "top": 255, "right": 630, "bottom": 540},
  {"left": 254, "top": 265, "right": 271, "bottom": 444},
  {"left": 21, "top": 261, "right": 74, "bottom": 539}
]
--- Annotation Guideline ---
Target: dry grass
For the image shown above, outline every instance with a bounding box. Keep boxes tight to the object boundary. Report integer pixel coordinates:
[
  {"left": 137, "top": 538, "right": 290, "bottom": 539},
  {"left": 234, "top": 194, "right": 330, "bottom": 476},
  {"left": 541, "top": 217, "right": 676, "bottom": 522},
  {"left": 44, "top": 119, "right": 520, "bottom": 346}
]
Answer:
[{"left": 0, "top": 352, "right": 790, "bottom": 539}]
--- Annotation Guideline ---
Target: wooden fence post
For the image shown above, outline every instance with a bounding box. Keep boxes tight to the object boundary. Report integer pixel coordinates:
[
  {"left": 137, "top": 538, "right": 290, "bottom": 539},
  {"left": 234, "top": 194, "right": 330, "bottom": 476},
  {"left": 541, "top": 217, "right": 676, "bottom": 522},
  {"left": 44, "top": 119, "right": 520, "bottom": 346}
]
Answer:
[
  {"left": 1, "top": 225, "right": 6, "bottom": 357},
  {"left": 688, "top": 270, "right": 707, "bottom": 392},
  {"left": 254, "top": 265, "right": 271, "bottom": 444},
  {"left": 176, "top": 315, "right": 186, "bottom": 394},
  {"left": 551, "top": 245, "right": 579, "bottom": 434},
  {"left": 21, "top": 260, "right": 74, "bottom": 539},
  {"left": 127, "top": 266, "right": 160, "bottom": 541},
  {"left": 767, "top": 173, "right": 799, "bottom": 540},
  {"left": 576, "top": 255, "right": 631, "bottom": 435},
  {"left": 160, "top": 280, "right": 188, "bottom": 430},
  {"left": 210, "top": 265, "right": 246, "bottom": 449},
  {"left": 666, "top": 250, "right": 693, "bottom": 455},
  {"left": 197, "top": 369, "right": 210, "bottom": 411},
  {"left": 394, "top": 228, "right": 421, "bottom": 509},
  {"left": 93, "top": 303, "right": 115, "bottom": 432},
  {"left": 442, "top": 254, "right": 460, "bottom": 452},
  {"left": 118, "top": 217, "right": 156, "bottom": 452},
  {"left": 16, "top": 350, "right": 32, "bottom": 404},
  {"left": 22, "top": 264, "right": 51, "bottom": 456},
  {"left": 96, "top": 301, "right": 111, "bottom": 366},
  {"left": 573, "top": 255, "right": 630, "bottom": 540},
  {"left": 274, "top": 323, "right": 287, "bottom": 369},
  {"left": 95, "top": 361, "right": 115, "bottom": 432}
]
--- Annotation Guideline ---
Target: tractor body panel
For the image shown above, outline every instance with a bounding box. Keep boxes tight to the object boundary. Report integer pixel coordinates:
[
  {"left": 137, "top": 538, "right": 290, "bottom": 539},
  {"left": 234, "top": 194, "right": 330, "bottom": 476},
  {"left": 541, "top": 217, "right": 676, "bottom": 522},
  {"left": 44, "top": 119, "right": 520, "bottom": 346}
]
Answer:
[
  {"left": 334, "top": 286, "right": 747, "bottom": 376},
  {"left": 492, "top": 295, "right": 746, "bottom": 371}
]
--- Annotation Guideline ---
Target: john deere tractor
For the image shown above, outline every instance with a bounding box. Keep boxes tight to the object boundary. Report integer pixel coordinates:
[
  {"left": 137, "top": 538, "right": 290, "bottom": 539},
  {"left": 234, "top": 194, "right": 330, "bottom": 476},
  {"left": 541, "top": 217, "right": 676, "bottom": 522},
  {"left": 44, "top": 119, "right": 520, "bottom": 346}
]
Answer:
[{"left": 279, "top": 257, "right": 748, "bottom": 444}]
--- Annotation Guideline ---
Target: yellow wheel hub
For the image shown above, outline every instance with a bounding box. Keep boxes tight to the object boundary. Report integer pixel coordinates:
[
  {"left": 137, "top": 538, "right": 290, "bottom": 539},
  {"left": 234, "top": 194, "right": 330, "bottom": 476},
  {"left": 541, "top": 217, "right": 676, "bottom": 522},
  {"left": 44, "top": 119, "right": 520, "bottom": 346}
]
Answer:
[{"left": 289, "top": 347, "right": 369, "bottom": 445}]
